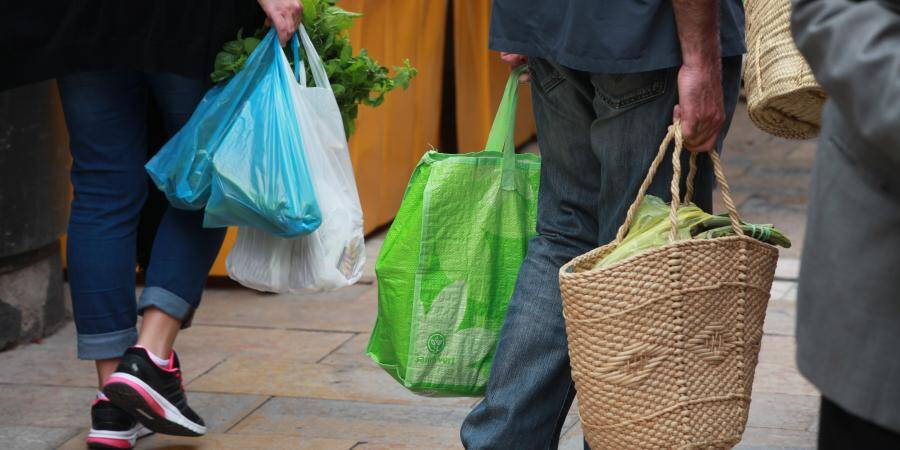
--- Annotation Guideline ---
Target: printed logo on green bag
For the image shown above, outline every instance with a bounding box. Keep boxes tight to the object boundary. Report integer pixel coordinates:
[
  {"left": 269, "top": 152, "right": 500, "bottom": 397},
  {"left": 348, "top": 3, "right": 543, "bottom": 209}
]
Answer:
[{"left": 426, "top": 333, "right": 446, "bottom": 354}]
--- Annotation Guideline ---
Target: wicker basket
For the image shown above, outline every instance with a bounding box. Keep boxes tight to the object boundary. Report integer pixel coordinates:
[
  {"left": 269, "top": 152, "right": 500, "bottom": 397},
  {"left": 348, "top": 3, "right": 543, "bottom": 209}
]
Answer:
[
  {"left": 559, "top": 123, "right": 778, "bottom": 449},
  {"left": 744, "top": 0, "right": 825, "bottom": 139}
]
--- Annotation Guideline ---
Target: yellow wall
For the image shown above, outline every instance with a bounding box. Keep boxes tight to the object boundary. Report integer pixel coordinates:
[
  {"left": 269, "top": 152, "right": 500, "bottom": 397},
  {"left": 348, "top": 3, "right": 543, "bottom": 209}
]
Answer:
[{"left": 453, "top": 0, "right": 536, "bottom": 152}]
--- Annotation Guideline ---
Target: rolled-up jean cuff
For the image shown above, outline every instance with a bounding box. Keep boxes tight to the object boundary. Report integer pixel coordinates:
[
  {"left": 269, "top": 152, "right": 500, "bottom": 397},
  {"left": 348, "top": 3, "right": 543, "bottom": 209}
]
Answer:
[
  {"left": 138, "top": 286, "right": 195, "bottom": 329},
  {"left": 77, "top": 327, "right": 138, "bottom": 360}
]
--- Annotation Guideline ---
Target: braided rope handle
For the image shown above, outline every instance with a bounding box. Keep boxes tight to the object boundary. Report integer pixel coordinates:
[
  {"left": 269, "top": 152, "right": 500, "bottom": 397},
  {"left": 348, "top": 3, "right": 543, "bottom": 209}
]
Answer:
[
  {"left": 613, "top": 121, "right": 744, "bottom": 245},
  {"left": 683, "top": 152, "right": 697, "bottom": 204}
]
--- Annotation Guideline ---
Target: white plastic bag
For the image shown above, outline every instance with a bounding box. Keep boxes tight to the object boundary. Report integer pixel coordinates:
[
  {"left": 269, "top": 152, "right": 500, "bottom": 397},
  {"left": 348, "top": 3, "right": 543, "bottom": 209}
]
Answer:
[{"left": 226, "top": 25, "right": 365, "bottom": 292}]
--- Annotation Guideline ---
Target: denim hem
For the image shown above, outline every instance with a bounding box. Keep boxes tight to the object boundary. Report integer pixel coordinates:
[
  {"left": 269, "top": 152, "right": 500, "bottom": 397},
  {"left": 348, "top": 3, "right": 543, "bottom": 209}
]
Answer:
[
  {"left": 138, "top": 286, "right": 193, "bottom": 323},
  {"left": 77, "top": 327, "right": 138, "bottom": 360}
]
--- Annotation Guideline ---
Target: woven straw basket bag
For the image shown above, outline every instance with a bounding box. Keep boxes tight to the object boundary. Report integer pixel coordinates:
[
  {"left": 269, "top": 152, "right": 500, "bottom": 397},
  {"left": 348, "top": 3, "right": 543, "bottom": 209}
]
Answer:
[
  {"left": 559, "top": 123, "right": 778, "bottom": 449},
  {"left": 744, "top": 0, "right": 826, "bottom": 139}
]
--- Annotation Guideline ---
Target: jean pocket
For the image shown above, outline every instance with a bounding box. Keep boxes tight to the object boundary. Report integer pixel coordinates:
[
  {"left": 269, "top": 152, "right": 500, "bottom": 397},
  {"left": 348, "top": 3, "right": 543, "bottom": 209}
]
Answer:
[
  {"left": 530, "top": 59, "right": 566, "bottom": 93},
  {"left": 594, "top": 69, "right": 670, "bottom": 109}
]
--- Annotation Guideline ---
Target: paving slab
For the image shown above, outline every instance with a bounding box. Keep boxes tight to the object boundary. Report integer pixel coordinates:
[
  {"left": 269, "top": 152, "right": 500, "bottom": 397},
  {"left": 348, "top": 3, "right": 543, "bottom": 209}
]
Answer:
[
  {"left": 359, "top": 234, "right": 385, "bottom": 285},
  {"left": 319, "top": 333, "right": 370, "bottom": 367},
  {"left": 0, "top": 385, "right": 95, "bottom": 428},
  {"left": 192, "top": 284, "right": 376, "bottom": 333},
  {"left": 59, "top": 432, "right": 356, "bottom": 450},
  {"left": 178, "top": 325, "right": 353, "bottom": 365},
  {"left": 769, "top": 281, "right": 796, "bottom": 301},
  {"left": 188, "top": 355, "right": 472, "bottom": 407},
  {"left": 786, "top": 140, "right": 817, "bottom": 165},
  {"left": 559, "top": 420, "right": 585, "bottom": 450},
  {"left": 352, "top": 443, "right": 460, "bottom": 450},
  {"left": 753, "top": 336, "right": 819, "bottom": 397},
  {"left": 231, "top": 396, "right": 467, "bottom": 447},
  {"left": 0, "top": 425, "right": 79, "bottom": 450},
  {"left": 747, "top": 393, "right": 820, "bottom": 432},
  {"left": 764, "top": 299, "right": 797, "bottom": 337},
  {"left": 0, "top": 384, "right": 263, "bottom": 433},
  {"left": 775, "top": 258, "right": 801, "bottom": 280},
  {"left": 168, "top": 392, "right": 269, "bottom": 433},
  {"left": 0, "top": 343, "right": 98, "bottom": 388},
  {"left": 736, "top": 426, "right": 816, "bottom": 449}
]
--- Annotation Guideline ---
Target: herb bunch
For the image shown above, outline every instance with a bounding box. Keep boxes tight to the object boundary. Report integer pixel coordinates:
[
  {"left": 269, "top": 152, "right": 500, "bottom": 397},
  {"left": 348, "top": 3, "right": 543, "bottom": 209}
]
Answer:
[{"left": 211, "top": 0, "right": 417, "bottom": 136}]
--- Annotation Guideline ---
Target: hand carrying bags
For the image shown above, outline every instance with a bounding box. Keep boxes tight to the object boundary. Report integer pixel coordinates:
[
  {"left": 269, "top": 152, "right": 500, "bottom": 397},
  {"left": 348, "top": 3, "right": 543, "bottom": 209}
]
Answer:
[
  {"left": 367, "top": 67, "right": 541, "bottom": 396},
  {"left": 559, "top": 122, "right": 778, "bottom": 449}
]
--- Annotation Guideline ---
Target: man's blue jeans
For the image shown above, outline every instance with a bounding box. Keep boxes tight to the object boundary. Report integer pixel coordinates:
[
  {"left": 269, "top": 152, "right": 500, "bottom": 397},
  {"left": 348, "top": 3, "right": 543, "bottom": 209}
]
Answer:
[
  {"left": 58, "top": 71, "right": 227, "bottom": 360},
  {"left": 460, "top": 56, "right": 742, "bottom": 449}
]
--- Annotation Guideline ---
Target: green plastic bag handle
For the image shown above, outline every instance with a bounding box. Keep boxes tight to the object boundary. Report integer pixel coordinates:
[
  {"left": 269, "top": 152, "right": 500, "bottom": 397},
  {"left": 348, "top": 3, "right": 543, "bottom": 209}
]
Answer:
[{"left": 485, "top": 65, "right": 527, "bottom": 191}]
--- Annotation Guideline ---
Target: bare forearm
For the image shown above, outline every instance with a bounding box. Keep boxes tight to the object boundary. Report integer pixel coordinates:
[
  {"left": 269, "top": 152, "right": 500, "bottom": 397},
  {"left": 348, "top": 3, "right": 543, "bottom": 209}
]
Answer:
[
  {"left": 672, "top": 0, "right": 721, "bottom": 68},
  {"left": 671, "top": 0, "right": 725, "bottom": 152}
]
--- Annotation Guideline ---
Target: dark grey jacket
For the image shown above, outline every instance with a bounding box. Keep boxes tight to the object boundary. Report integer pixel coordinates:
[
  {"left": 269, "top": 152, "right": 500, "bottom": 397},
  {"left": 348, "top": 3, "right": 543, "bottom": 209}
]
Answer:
[{"left": 792, "top": 0, "right": 900, "bottom": 433}]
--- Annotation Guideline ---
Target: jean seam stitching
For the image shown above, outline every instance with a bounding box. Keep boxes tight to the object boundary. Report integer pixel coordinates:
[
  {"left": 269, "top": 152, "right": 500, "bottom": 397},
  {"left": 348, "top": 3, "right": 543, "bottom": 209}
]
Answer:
[
  {"left": 545, "top": 378, "right": 576, "bottom": 450},
  {"left": 541, "top": 75, "right": 565, "bottom": 93},
  {"left": 597, "top": 72, "right": 669, "bottom": 110}
]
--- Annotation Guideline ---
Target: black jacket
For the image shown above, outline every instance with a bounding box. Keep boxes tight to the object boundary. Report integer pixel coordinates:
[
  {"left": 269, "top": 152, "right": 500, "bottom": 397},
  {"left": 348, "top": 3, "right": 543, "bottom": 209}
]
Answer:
[{"left": 0, "top": 0, "right": 264, "bottom": 90}]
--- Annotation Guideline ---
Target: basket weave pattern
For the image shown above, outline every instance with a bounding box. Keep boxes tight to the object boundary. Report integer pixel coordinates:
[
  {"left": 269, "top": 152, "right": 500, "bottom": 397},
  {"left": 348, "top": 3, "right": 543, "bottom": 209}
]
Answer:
[
  {"left": 559, "top": 124, "right": 778, "bottom": 449},
  {"left": 743, "top": 0, "right": 825, "bottom": 139}
]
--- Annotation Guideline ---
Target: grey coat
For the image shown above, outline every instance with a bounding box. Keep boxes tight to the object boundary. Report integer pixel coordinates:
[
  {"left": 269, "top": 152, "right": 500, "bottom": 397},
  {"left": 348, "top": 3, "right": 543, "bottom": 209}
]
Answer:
[{"left": 791, "top": 0, "right": 900, "bottom": 432}]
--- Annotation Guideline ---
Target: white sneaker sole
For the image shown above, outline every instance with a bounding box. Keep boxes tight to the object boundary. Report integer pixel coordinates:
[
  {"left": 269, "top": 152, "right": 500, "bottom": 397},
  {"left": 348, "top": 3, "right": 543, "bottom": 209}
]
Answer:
[
  {"left": 86, "top": 423, "right": 151, "bottom": 449},
  {"left": 104, "top": 372, "right": 207, "bottom": 436}
]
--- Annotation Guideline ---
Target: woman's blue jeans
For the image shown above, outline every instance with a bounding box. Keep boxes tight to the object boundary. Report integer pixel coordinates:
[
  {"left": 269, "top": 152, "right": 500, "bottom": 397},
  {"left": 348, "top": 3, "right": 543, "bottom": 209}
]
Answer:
[{"left": 58, "top": 71, "right": 227, "bottom": 361}]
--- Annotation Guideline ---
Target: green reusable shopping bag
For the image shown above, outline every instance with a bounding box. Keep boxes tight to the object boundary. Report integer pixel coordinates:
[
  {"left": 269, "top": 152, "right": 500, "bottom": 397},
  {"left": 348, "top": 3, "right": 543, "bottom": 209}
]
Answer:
[{"left": 367, "top": 67, "right": 540, "bottom": 396}]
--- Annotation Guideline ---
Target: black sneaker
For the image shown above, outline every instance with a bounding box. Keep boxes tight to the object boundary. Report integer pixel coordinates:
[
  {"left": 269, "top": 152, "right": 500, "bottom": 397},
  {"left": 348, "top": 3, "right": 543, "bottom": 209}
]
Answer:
[
  {"left": 103, "top": 347, "right": 207, "bottom": 437},
  {"left": 86, "top": 397, "right": 152, "bottom": 449}
]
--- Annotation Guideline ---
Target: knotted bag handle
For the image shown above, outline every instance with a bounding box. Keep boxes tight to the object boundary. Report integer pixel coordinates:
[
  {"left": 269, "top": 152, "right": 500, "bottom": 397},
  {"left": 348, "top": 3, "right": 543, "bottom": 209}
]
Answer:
[{"left": 612, "top": 120, "right": 744, "bottom": 244}]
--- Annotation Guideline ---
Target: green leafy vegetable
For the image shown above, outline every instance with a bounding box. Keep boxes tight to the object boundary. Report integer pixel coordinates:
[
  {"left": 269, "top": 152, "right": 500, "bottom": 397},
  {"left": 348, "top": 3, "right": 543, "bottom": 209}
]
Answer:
[{"left": 210, "top": 0, "right": 417, "bottom": 136}]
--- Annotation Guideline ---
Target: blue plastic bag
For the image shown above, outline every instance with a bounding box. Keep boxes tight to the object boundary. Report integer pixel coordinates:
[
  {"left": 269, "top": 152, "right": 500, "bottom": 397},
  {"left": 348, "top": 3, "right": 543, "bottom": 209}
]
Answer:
[
  {"left": 203, "top": 30, "right": 321, "bottom": 237},
  {"left": 146, "top": 29, "right": 321, "bottom": 237},
  {"left": 146, "top": 38, "right": 277, "bottom": 210}
]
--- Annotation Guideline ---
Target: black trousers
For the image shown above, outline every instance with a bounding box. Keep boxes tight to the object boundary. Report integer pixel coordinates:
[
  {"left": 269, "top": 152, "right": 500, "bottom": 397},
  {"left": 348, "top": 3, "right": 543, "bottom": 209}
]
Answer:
[{"left": 819, "top": 397, "right": 900, "bottom": 450}]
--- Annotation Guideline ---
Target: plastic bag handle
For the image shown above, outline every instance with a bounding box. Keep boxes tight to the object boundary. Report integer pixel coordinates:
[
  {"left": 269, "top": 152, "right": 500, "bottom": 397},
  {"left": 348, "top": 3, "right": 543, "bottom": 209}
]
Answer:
[
  {"left": 291, "top": 24, "right": 331, "bottom": 89},
  {"left": 290, "top": 33, "right": 305, "bottom": 85},
  {"left": 485, "top": 65, "right": 527, "bottom": 190},
  {"left": 612, "top": 121, "right": 744, "bottom": 245}
]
